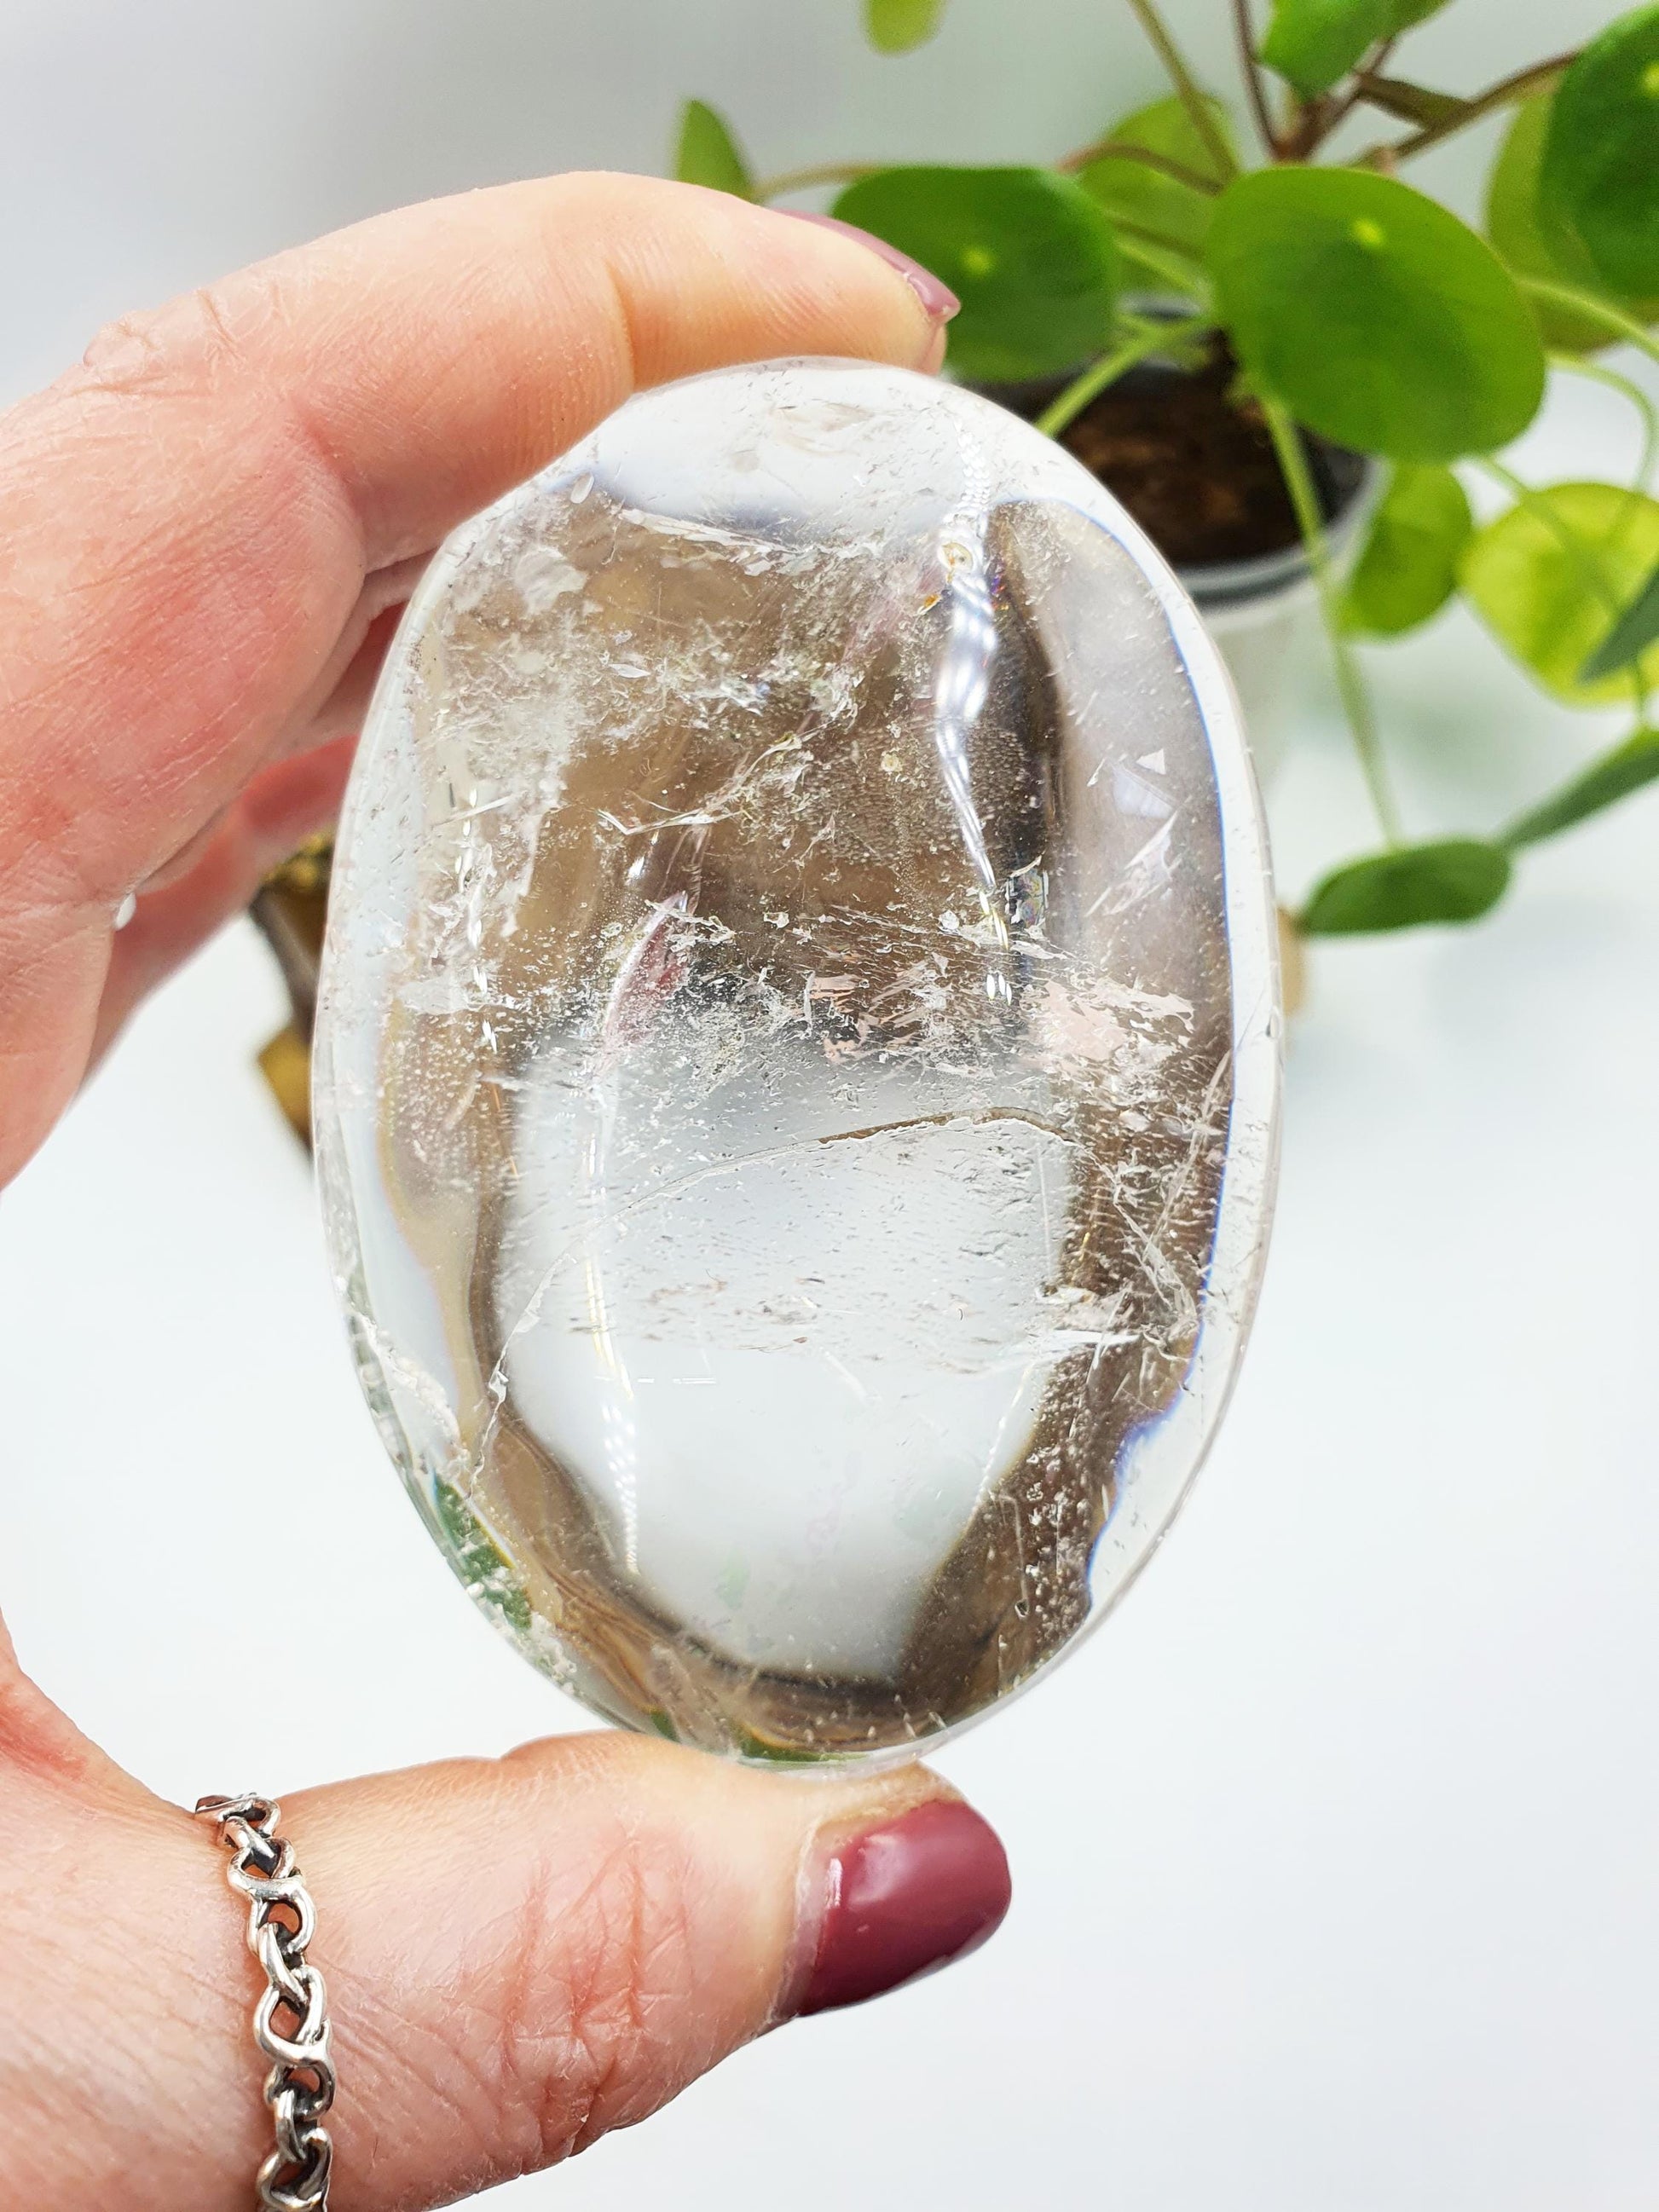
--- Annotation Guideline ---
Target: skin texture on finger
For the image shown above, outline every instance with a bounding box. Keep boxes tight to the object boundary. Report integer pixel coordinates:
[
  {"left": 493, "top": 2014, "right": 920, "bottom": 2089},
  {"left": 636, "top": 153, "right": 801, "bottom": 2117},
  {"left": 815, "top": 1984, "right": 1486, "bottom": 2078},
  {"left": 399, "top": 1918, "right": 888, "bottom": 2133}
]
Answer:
[
  {"left": 0, "top": 171, "right": 947, "bottom": 1188},
  {"left": 0, "top": 1723, "right": 995, "bottom": 2212}
]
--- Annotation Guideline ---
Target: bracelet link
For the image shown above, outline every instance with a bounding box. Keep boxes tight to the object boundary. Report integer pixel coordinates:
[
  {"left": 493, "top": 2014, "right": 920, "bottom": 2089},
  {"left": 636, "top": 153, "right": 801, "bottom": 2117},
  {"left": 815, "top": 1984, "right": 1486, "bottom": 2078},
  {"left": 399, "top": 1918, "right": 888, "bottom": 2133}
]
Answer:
[{"left": 198, "top": 1793, "right": 335, "bottom": 2212}]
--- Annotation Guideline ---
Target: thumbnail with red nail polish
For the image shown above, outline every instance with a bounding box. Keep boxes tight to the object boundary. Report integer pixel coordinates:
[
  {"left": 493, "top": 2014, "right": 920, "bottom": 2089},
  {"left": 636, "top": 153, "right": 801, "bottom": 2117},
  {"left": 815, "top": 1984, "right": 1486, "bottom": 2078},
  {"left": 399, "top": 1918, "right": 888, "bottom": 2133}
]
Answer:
[{"left": 801, "top": 1799, "right": 1012, "bottom": 2017}]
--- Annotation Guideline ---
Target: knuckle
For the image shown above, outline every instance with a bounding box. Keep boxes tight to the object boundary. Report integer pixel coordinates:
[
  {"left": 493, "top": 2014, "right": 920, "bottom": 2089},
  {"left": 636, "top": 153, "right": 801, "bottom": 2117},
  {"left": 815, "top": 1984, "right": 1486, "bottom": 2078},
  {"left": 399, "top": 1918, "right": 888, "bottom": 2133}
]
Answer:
[{"left": 78, "top": 280, "right": 252, "bottom": 405}]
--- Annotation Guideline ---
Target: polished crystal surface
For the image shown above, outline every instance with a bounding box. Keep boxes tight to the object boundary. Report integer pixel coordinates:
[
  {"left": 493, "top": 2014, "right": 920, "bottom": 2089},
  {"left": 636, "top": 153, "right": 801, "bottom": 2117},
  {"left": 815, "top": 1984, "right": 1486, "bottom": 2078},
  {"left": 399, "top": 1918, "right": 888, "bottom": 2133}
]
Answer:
[{"left": 314, "top": 359, "right": 1280, "bottom": 1762}]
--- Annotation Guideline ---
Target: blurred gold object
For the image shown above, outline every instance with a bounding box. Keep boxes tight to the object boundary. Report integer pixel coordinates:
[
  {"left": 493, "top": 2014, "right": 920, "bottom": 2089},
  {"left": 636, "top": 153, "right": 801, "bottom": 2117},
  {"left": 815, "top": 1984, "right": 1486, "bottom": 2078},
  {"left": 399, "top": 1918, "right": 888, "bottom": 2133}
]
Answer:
[
  {"left": 1277, "top": 904, "right": 1306, "bottom": 1017},
  {"left": 251, "top": 834, "right": 333, "bottom": 1146},
  {"left": 261, "top": 833, "right": 334, "bottom": 900},
  {"left": 257, "top": 1024, "right": 314, "bottom": 1145}
]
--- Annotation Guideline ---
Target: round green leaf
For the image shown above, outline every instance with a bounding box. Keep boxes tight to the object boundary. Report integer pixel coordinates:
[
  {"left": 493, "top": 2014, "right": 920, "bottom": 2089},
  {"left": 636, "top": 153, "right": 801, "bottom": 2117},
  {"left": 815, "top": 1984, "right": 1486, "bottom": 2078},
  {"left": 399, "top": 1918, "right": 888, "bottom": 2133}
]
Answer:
[
  {"left": 674, "top": 100, "right": 753, "bottom": 199},
  {"left": 1206, "top": 168, "right": 1546, "bottom": 462},
  {"left": 1486, "top": 93, "right": 1659, "bottom": 348},
  {"left": 1301, "top": 840, "right": 1512, "bottom": 934},
  {"left": 1504, "top": 725, "right": 1659, "bottom": 847},
  {"left": 834, "top": 168, "right": 1120, "bottom": 382},
  {"left": 1344, "top": 464, "right": 1472, "bottom": 635},
  {"left": 1077, "top": 96, "right": 1232, "bottom": 293},
  {"left": 865, "top": 0, "right": 946, "bottom": 52},
  {"left": 1487, "top": 95, "right": 1621, "bottom": 349},
  {"left": 1259, "top": 0, "right": 1392, "bottom": 99},
  {"left": 1460, "top": 481, "right": 1659, "bottom": 704},
  {"left": 1540, "top": 6, "right": 1659, "bottom": 298}
]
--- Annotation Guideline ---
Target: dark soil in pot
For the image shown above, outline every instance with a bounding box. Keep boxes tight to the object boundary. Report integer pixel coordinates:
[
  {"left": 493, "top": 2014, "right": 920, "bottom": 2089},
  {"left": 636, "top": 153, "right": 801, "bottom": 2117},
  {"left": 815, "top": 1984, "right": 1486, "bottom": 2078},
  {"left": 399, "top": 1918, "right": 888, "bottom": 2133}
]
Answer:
[{"left": 983, "top": 335, "right": 1370, "bottom": 574}]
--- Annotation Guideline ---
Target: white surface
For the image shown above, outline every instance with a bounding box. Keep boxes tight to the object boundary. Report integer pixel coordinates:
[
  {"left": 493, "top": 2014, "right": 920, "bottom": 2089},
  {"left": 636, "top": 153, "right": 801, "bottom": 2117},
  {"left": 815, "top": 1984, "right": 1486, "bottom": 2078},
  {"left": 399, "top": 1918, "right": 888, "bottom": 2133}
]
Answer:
[{"left": 3, "top": 2, "right": 1658, "bottom": 2204}]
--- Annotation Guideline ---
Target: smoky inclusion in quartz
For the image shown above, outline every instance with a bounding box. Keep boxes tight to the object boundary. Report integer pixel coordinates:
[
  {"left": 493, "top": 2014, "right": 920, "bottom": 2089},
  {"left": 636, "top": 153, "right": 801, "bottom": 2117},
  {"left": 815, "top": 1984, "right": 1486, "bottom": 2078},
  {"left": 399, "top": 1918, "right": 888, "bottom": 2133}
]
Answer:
[{"left": 313, "top": 359, "right": 1280, "bottom": 1763}]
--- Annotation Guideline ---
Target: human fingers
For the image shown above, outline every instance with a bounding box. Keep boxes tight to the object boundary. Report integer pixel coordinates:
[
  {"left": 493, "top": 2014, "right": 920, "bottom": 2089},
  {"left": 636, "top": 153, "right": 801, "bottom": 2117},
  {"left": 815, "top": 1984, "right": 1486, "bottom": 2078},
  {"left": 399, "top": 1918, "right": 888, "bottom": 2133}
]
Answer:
[
  {"left": 0, "top": 173, "right": 955, "bottom": 1185},
  {"left": 2, "top": 1722, "right": 1008, "bottom": 2209}
]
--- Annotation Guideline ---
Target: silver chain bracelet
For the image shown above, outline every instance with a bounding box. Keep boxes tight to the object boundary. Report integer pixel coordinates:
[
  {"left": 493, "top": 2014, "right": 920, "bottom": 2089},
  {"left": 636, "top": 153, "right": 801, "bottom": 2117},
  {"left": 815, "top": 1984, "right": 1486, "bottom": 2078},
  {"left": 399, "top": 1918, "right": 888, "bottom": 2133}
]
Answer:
[{"left": 197, "top": 1793, "right": 336, "bottom": 2212}]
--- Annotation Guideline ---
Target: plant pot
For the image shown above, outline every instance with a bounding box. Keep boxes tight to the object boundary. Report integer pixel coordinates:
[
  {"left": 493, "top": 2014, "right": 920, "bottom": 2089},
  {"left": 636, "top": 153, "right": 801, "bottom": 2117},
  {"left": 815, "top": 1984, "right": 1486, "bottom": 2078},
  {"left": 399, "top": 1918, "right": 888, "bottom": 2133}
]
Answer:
[
  {"left": 978, "top": 338, "right": 1378, "bottom": 783},
  {"left": 1179, "top": 497, "right": 1377, "bottom": 785}
]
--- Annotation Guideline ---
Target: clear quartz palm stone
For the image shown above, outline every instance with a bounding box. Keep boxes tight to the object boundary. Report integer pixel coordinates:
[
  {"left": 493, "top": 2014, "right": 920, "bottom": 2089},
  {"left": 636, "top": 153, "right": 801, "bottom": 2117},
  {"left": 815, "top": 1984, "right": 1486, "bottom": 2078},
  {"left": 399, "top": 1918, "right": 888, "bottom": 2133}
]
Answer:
[{"left": 314, "top": 357, "right": 1280, "bottom": 1764}]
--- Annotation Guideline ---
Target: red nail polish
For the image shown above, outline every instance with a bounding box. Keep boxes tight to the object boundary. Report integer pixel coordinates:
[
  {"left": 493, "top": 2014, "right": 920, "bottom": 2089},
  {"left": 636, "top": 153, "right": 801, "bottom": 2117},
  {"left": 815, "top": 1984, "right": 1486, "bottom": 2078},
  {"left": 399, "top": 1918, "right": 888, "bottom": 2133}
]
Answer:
[
  {"left": 800, "top": 1799, "right": 1011, "bottom": 2016},
  {"left": 779, "top": 210, "right": 962, "bottom": 325}
]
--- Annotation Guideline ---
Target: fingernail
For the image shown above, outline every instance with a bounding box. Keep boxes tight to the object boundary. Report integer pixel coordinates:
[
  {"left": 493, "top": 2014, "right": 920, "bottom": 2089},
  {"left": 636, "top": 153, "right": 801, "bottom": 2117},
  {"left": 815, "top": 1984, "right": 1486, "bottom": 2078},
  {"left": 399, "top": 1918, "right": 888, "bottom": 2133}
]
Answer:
[
  {"left": 781, "top": 210, "right": 962, "bottom": 326},
  {"left": 797, "top": 1799, "right": 1011, "bottom": 2017}
]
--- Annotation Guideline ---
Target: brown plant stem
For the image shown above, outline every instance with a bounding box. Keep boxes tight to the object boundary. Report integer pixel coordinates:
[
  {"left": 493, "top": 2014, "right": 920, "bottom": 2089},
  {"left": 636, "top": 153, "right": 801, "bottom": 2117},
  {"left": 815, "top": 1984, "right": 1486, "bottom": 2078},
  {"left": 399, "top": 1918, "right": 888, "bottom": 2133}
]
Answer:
[
  {"left": 1278, "top": 95, "right": 1335, "bottom": 163},
  {"left": 1354, "top": 49, "right": 1577, "bottom": 168},
  {"left": 1293, "top": 36, "right": 1396, "bottom": 157},
  {"left": 1121, "top": 0, "right": 1240, "bottom": 181},
  {"left": 1055, "top": 138, "right": 1223, "bottom": 193},
  {"left": 1231, "top": 0, "right": 1281, "bottom": 156}
]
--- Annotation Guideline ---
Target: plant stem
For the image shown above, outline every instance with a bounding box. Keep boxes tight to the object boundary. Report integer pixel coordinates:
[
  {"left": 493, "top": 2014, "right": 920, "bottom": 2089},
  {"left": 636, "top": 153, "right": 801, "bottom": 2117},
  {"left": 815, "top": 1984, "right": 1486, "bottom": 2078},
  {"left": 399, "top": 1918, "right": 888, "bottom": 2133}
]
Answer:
[
  {"left": 1034, "top": 313, "right": 1212, "bottom": 439},
  {"left": 1261, "top": 396, "right": 1403, "bottom": 845},
  {"left": 1109, "top": 228, "right": 1213, "bottom": 300},
  {"left": 1055, "top": 138, "right": 1223, "bottom": 193},
  {"left": 754, "top": 160, "right": 881, "bottom": 199},
  {"left": 1548, "top": 350, "right": 1658, "bottom": 491},
  {"left": 1518, "top": 279, "right": 1659, "bottom": 372},
  {"left": 1230, "top": 0, "right": 1280, "bottom": 158},
  {"left": 1354, "top": 50, "right": 1576, "bottom": 169},
  {"left": 1280, "top": 95, "right": 1334, "bottom": 163},
  {"left": 1500, "top": 723, "right": 1659, "bottom": 849},
  {"left": 1297, "top": 36, "right": 1396, "bottom": 156},
  {"left": 1110, "top": 215, "right": 1207, "bottom": 255},
  {"left": 1121, "top": 0, "right": 1240, "bottom": 180}
]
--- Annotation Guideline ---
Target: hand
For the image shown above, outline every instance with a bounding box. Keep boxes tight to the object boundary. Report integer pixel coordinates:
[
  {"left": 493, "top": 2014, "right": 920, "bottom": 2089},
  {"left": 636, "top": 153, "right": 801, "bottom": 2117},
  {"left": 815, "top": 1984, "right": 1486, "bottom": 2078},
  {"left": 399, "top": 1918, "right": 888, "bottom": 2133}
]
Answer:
[{"left": 0, "top": 174, "right": 1005, "bottom": 2210}]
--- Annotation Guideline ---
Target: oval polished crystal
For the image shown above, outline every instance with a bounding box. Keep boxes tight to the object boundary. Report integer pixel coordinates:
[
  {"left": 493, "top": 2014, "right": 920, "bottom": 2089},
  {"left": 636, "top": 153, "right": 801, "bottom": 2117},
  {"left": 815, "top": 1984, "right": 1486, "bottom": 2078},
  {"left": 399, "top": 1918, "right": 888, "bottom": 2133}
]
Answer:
[{"left": 314, "top": 359, "right": 1280, "bottom": 1763}]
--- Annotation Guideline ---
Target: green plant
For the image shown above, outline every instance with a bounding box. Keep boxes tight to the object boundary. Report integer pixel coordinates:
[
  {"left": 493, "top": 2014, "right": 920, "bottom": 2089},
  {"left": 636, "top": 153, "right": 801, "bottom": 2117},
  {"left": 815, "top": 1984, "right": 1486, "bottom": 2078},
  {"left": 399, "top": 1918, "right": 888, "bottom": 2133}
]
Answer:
[{"left": 673, "top": 3, "right": 1659, "bottom": 939}]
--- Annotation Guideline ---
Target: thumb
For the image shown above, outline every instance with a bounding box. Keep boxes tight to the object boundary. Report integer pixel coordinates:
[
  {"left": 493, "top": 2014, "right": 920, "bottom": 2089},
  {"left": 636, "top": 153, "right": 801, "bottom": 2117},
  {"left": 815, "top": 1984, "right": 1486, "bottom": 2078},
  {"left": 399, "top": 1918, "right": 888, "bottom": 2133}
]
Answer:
[{"left": 13, "top": 1730, "right": 1009, "bottom": 2209}]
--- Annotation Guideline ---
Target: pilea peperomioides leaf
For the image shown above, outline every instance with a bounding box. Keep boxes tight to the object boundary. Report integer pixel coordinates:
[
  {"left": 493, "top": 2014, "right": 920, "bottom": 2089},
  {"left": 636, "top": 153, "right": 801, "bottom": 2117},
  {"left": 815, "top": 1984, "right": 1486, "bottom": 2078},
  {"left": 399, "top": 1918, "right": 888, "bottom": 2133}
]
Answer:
[
  {"left": 1504, "top": 725, "right": 1659, "bottom": 846},
  {"left": 1206, "top": 168, "right": 1544, "bottom": 462},
  {"left": 1077, "top": 95, "right": 1233, "bottom": 293},
  {"left": 1460, "top": 483, "right": 1659, "bottom": 705},
  {"left": 833, "top": 167, "right": 1120, "bottom": 381},
  {"left": 674, "top": 99, "right": 754, "bottom": 198},
  {"left": 1259, "top": 0, "right": 1392, "bottom": 98},
  {"left": 1258, "top": 0, "right": 1450, "bottom": 98},
  {"left": 1484, "top": 94, "right": 1649, "bottom": 351},
  {"left": 1301, "top": 840, "right": 1512, "bottom": 933},
  {"left": 1344, "top": 464, "right": 1473, "bottom": 635},
  {"left": 1540, "top": 6, "right": 1659, "bottom": 300},
  {"left": 864, "top": 0, "right": 947, "bottom": 53}
]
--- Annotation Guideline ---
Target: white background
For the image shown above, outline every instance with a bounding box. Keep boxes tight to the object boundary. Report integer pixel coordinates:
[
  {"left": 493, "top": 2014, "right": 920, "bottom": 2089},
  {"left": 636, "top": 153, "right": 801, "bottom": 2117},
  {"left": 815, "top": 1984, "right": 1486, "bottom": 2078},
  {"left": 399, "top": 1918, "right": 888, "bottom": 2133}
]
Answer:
[{"left": 3, "top": 4, "right": 1658, "bottom": 2208}]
